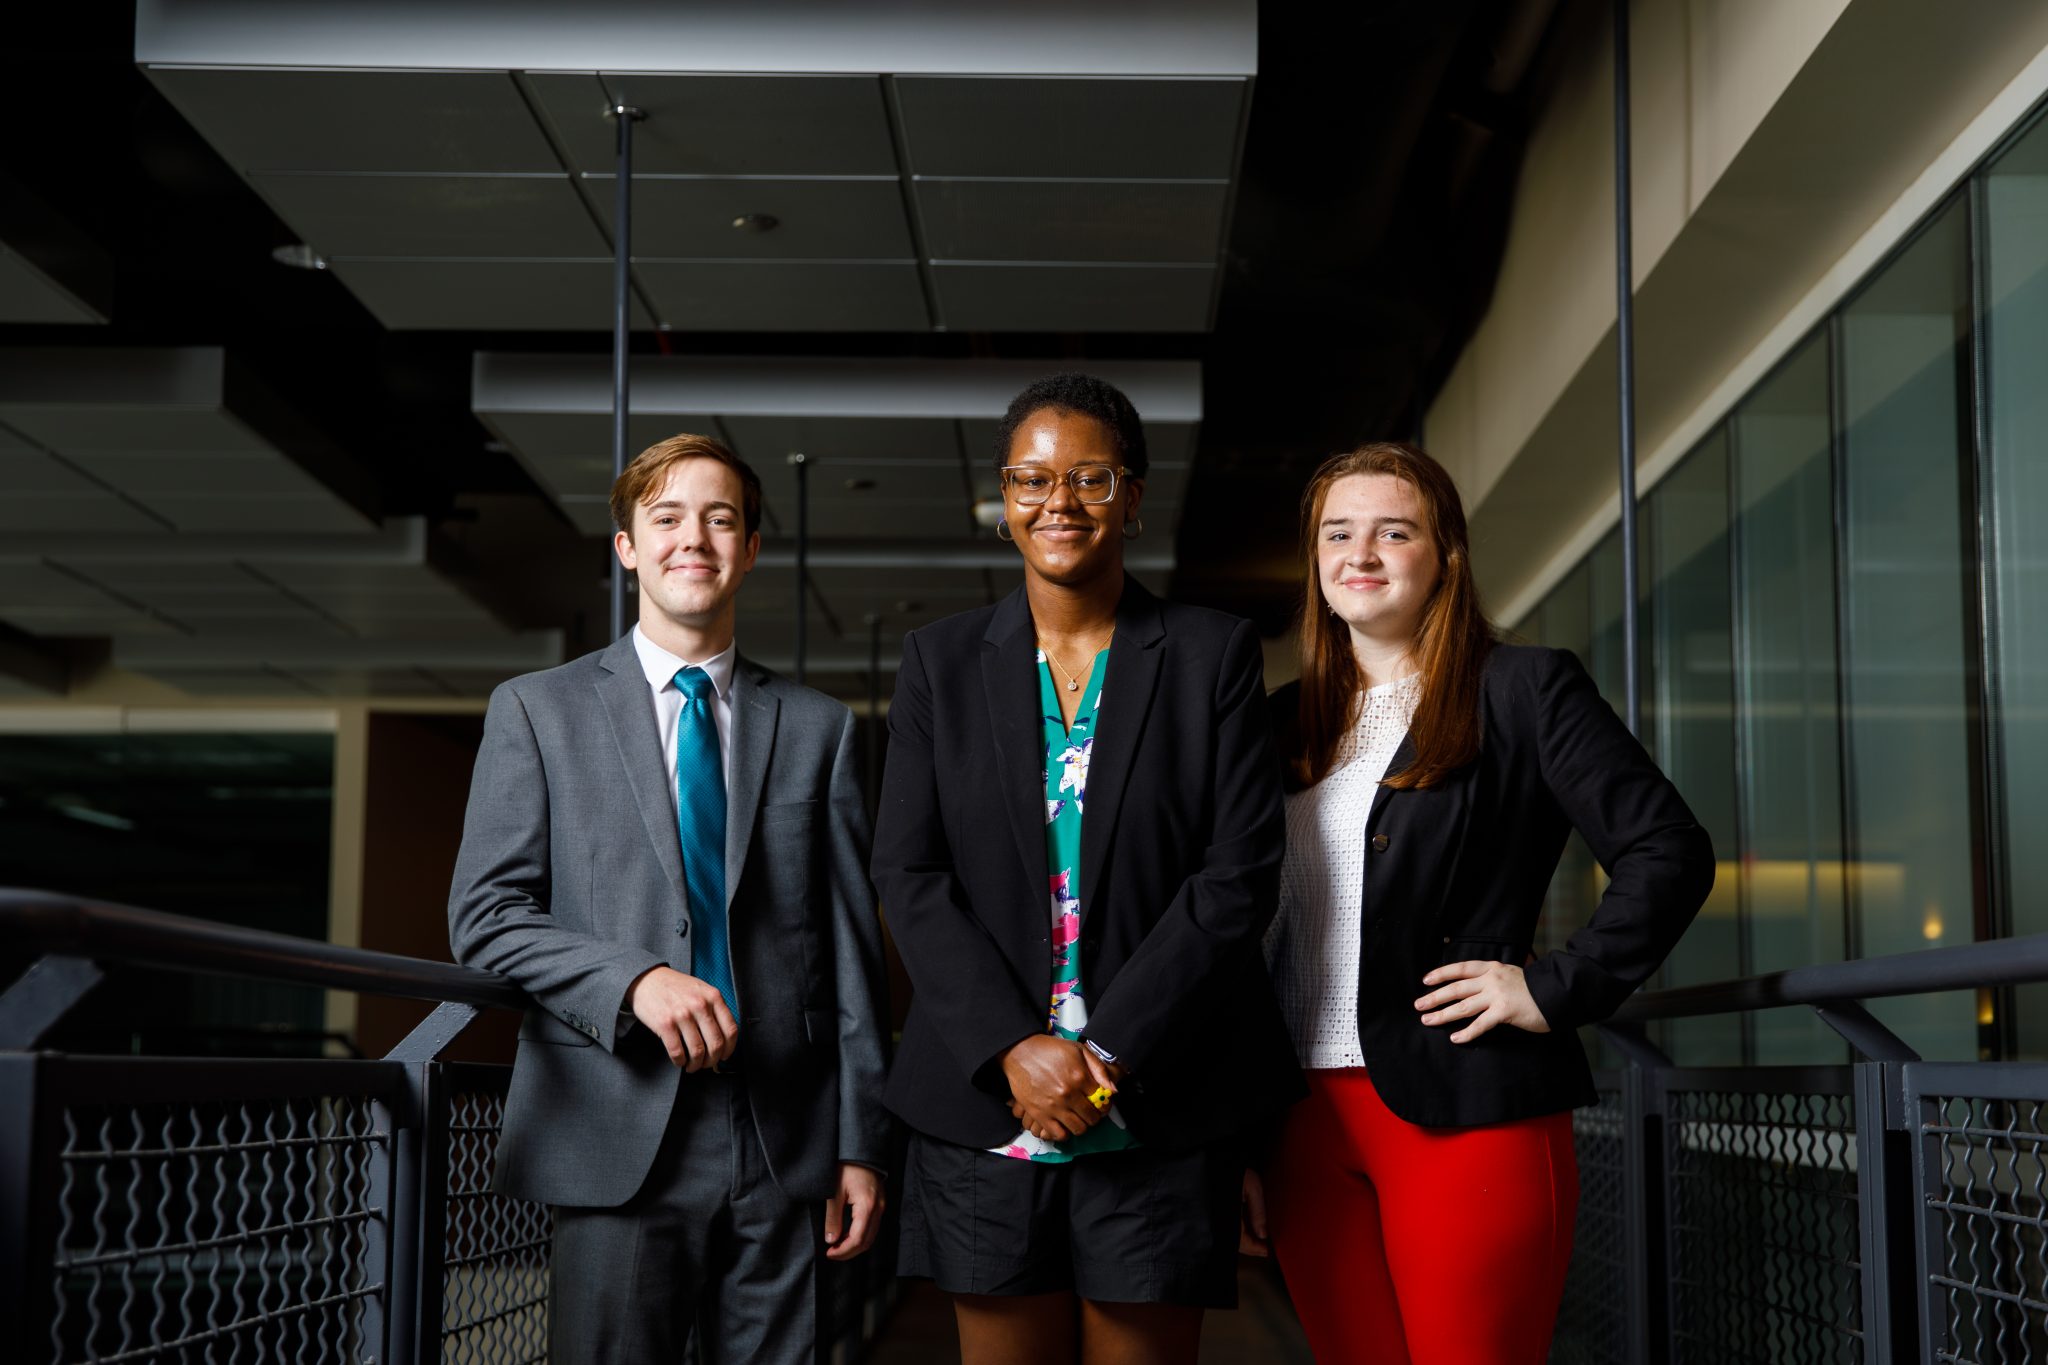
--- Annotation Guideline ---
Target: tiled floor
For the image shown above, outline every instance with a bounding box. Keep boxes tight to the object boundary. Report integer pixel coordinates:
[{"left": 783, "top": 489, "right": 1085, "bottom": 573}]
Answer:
[{"left": 864, "top": 1260, "right": 1315, "bottom": 1363}]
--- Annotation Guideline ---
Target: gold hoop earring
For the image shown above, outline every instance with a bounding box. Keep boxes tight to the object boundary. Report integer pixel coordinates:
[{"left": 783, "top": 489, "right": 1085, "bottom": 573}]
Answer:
[
  {"left": 1122, "top": 517, "right": 1143, "bottom": 541},
  {"left": 996, "top": 519, "right": 1014, "bottom": 542}
]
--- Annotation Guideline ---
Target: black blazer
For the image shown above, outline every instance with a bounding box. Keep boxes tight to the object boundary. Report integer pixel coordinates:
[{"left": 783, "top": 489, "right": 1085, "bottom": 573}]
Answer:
[
  {"left": 873, "top": 577, "right": 1304, "bottom": 1152},
  {"left": 1270, "top": 643, "right": 1714, "bottom": 1127}
]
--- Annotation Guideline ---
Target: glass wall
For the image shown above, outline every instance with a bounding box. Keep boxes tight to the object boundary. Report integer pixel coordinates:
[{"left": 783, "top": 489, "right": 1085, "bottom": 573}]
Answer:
[
  {"left": 1514, "top": 102, "right": 2048, "bottom": 1063},
  {"left": 1986, "top": 110, "right": 2048, "bottom": 1055}
]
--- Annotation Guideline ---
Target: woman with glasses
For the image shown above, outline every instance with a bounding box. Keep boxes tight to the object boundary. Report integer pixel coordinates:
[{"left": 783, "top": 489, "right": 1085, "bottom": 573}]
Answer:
[
  {"left": 873, "top": 372, "right": 1301, "bottom": 1364},
  {"left": 1243, "top": 442, "right": 1713, "bottom": 1364}
]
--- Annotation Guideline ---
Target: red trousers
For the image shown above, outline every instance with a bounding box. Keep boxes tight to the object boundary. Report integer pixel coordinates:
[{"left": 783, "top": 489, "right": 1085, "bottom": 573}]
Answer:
[{"left": 1265, "top": 1069, "right": 1577, "bottom": 1365}]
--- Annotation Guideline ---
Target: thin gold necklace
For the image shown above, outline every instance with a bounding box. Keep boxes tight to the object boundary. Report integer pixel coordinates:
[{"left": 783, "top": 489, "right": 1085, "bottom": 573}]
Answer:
[{"left": 1039, "top": 630, "right": 1114, "bottom": 692}]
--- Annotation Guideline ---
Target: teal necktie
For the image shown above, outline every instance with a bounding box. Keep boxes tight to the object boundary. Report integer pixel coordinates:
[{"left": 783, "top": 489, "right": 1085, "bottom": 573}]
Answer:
[{"left": 674, "top": 666, "right": 735, "bottom": 1018}]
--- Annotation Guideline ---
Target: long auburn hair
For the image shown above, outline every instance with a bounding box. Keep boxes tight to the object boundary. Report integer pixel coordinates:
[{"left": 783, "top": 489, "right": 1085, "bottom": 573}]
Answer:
[{"left": 1291, "top": 442, "right": 1495, "bottom": 791}]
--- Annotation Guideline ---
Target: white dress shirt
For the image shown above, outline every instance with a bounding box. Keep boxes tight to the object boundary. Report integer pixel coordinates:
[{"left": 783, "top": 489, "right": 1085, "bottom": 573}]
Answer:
[
  {"left": 1266, "top": 672, "right": 1422, "bottom": 1069},
  {"left": 632, "top": 624, "right": 736, "bottom": 800}
]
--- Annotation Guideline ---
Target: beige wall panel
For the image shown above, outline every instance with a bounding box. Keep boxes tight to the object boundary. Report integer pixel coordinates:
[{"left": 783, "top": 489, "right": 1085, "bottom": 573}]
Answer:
[
  {"left": 1687, "top": 0, "right": 1854, "bottom": 201},
  {"left": 1429, "top": 0, "right": 2048, "bottom": 612}
]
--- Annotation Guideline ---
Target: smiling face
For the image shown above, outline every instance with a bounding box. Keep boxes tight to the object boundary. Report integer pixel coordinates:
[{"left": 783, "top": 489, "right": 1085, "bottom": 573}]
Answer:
[
  {"left": 1316, "top": 473, "right": 1442, "bottom": 649},
  {"left": 1001, "top": 407, "right": 1143, "bottom": 590},
  {"left": 615, "top": 456, "right": 760, "bottom": 641}
]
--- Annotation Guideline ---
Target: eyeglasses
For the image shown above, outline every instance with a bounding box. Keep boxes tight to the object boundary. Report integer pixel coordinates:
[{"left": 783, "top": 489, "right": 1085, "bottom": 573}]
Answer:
[{"left": 998, "top": 464, "right": 1132, "bottom": 506}]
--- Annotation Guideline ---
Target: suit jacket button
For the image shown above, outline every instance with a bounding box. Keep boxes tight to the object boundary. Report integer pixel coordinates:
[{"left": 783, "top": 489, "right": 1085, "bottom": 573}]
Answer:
[
  {"left": 677, "top": 919, "right": 690, "bottom": 937},
  {"left": 1371, "top": 833, "right": 1389, "bottom": 853}
]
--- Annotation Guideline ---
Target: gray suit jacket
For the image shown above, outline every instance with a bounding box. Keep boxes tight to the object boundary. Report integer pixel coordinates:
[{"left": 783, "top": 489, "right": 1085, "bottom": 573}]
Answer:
[{"left": 447, "top": 633, "right": 891, "bottom": 1207}]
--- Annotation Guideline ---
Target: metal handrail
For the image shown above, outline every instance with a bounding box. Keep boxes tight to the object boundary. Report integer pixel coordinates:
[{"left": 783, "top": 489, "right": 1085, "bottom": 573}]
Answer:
[
  {"left": 0, "top": 888, "right": 526, "bottom": 1013},
  {"left": 1608, "top": 929, "right": 2048, "bottom": 1024}
]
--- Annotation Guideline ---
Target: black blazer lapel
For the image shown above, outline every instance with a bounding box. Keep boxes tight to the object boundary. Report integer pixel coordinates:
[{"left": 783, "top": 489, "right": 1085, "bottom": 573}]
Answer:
[
  {"left": 1077, "top": 578, "right": 1166, "bottom": 923},
  {"left": 724, "top": 658, "right": 779, "bottom": 910},
  {"left": 981, "top": 589, "right": 1053, "bottom": 902},
  {"left": 1366, "top": 732, "right": 1417, "bottom": 835},
  {"left": 593, "top": 634, "right": 687, "bottom": 908}
]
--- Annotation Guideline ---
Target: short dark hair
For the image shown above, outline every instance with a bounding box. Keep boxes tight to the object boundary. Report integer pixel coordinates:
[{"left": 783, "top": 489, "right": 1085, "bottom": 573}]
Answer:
[
  {"left": 992, "top": 372, "right": 1148, "bottom": 479},
  {"left": 611, "top": 433, "right": 763, "bottom": 538}
]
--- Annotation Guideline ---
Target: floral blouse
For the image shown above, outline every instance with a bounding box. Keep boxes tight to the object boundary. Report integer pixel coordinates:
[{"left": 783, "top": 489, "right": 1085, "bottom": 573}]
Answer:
[{"left": 990, "top": 648, "right": 1140, "bottom": 1163}]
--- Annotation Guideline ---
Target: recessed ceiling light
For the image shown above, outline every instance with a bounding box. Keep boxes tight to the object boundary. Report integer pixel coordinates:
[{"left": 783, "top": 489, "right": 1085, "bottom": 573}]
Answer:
[
  {"left": 270, "top": 243, "right": 328, "bottom": 270},
  {"left": 731, "top": 213, "right": 780, "bottom": 233},
  {"left": 971, "top": 497, "right": 1005, "bottom": 528}
]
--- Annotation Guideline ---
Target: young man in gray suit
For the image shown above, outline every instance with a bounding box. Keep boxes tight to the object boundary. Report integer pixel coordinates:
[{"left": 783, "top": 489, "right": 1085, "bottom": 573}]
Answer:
[{"left": 448, "top": 434, "right": 890, "bottom": 1364}]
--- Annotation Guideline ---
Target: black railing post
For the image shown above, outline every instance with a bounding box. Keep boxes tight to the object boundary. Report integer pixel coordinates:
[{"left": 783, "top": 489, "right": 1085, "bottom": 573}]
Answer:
[
  {"left": 1852, "top": 1060, "right": 1921, "bottom": 1365},
  {"left": 0, "top": 1055, "right": 53, "bottom": 1360},
  {"left": 1623, "top": 1059, "right": 1669, "bottom": 1365},
  {"left": 607, "top": 102, "right": 646, "bottom": 645}
]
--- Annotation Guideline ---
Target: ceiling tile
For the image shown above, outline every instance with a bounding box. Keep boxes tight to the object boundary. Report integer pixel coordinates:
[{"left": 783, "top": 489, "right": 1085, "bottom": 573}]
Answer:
[
  {"left": 527, "top": 73, "right": 898, "bottom": 176},
  {"left": 635, "top": 261, "right": 929, "bottom": 331},
  {"left": 63, "top": 450, "right": 333, "bottom": 497},
  {"left": 255, "top": 174, "right": 608, "bottom": 258},
  {"left": 0, "top": 444, "right": 101, "bottom": 494},
  {"left": 721, "top": 416, "right": 959, "bottom": 467},
  {"left": 760, "top": 494, "right": 968, "bottom": 540},
  {"left": 484, "top": 410, "right": 723, "bottom": 502},
  {"left": 141, "top": 494, "right": 377, "bottom": 535},
  {"left": 893, "top": 77, "right": 1245, "bottom": 178},
  {"left": 147, "top": 67, "right": 560, "bottom": 173},
  {"left": 932, "top": 263, "right": 1213, "bottom": 332},
  {"left": 0, "top": 493, "right": 169, "bottom": 533},
  {"left": 0, "top": 245, "right": 104, "bottom": 324},
  {"left": 0, "top": 406, "right": 266, "bottom": 454},
  {"left": 327, "top": 259, "right": 656, "bottom": 330},
  {"left": 916, "top": 180, "right": 1228, "bottom": 263},
  {"left": 582, "top": 177, "right": 914, "bottom": 259}
]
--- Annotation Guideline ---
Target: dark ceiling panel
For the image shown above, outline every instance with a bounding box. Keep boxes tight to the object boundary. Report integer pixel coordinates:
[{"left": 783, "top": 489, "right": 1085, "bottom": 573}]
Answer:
[
  {"left": 893, "top": 77, "right": 1245, "bottom": 178},
  {"left": 0, "top": 245, "right": 104, "bottom": 324},
  {"left": 933, "top": 264, "right": 1213, "bottom": 331},
  {"left": 583, "top": 176, "right": 915, "bottom": 260},
  {"left": 254, "top": 174, "right": 608, "bottom": 258},
  {"left": 719, "top": 415, "right": 959, "bottom": 466},
  {"left": 916, "top": 179, "right": 1228, "bottom": 263},
  {"left": 327, "top": 259, "right": 655, "bottom": 330},
  {"left": 635, "top": 261, "right": 929, "bottom": 331},
  {"left": 527, "top": 73, "right": 899, "bottom": 176},
  {"left": 145, "top": 67, "right": 561, "bottom": 173}
]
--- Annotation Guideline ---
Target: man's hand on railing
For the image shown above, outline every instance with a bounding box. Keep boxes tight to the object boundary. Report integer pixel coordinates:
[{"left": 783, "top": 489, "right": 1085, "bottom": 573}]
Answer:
[{"left": 627, "top": 966, "right": 739, "bottom": 1071}]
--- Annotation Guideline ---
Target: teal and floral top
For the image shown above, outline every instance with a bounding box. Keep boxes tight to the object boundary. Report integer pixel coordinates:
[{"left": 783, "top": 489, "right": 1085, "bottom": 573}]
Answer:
[{"left": 990, "top": 648, "right": 1140, "bottom": 1163}]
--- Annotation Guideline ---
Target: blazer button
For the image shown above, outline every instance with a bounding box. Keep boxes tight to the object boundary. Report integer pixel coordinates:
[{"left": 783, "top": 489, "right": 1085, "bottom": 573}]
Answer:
[
  {"left": 676, "top": 919, "right": 690, "bottom": 937},
  {"left": 1371, "top": 833, "right": 1389, "bottom": 853}
]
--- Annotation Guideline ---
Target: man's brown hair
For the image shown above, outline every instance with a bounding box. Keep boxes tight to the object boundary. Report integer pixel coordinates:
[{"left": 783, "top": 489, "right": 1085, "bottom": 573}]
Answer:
[{"left": 609, "top": 434, "right": 763, "bottom": 538}]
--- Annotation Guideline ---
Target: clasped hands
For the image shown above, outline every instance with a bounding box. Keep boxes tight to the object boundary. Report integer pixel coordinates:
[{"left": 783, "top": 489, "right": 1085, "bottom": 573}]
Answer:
[{"left": 1002, "top": 1035, "right": 1124, "bottom": 1143}]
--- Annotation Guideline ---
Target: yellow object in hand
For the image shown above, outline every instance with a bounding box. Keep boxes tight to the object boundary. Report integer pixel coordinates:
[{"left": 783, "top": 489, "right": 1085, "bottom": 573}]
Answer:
[{"left": 1087, "top": 1085, "right": 1114, "bottom": 1111}]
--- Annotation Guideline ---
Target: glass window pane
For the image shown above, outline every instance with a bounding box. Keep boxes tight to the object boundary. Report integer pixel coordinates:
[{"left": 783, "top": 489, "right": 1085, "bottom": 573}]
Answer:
[
  {"left": 1985, "top": 112, "right": 2048, "bottom": 1058},
  {"left": 1732, "top": 331, "right": 1849, "bottom": 1063},
  {"left": 1839, "top": 197, "right": 1980, "bottom": 1059},
  {"left": 1646, "top": 433, "right": 1742, "bottom": 1064}
]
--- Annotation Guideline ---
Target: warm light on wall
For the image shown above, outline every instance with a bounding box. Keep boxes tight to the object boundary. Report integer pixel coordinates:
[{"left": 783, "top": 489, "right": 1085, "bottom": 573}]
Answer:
[{"left": 1923, "top": 903, "right": 1945, "bottom": 942}]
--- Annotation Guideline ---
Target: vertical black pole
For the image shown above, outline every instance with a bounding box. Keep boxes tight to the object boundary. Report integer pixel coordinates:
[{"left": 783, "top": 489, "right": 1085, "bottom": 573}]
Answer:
[
  {"left": 608, "top": 104, "right": 644, "bottom": 643},
  {"left": 1613, "top": 0, "right": 1642, "bottom": 737},
  {"left": 790, "top": 453, "right": 809, "bottom": 684},
  {"left": 865, "top": 613, "right": 882, "bottom": 814}
]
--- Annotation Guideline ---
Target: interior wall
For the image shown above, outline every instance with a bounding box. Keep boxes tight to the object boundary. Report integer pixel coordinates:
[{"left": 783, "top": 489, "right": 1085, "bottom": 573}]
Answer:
[{"left": 1424, "top": 0, "right": 2048, "bottom": 614}]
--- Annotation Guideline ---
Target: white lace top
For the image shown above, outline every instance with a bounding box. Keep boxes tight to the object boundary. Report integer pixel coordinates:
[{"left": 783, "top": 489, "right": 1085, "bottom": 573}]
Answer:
[{"left": 1266, "top": 673, "right": 1422, "bottom": 1069}]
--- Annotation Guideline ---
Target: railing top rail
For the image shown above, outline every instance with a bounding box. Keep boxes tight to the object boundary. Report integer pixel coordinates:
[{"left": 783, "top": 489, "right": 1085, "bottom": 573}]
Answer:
[
  {"left": 1611, "top": 930, "right": 2048, "bottom": 1023},
  {"left": 0, "top": 888, "right": 527, "bottom": 1013}
]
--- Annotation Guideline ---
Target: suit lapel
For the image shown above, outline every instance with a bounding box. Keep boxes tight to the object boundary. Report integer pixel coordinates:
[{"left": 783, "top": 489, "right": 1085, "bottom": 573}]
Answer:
[
  {"left": 1077, "top": 578, "right": 1166, "bottom": 923},
  {"left": 1366, "top": 732, "right": 1417, "bottom": 834},
  {"left": 724, "top": 658, "right": 779, "bottom": 910},
  {"left": 981, "top": 589, "right": 1053, "bottom": 900},
  {"left": 593, "top": 633, "right": 686, "bottom": 904}
]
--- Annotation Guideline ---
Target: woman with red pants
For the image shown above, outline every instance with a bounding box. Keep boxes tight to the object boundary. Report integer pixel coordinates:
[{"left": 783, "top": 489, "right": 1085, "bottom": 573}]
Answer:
[{"left": 1246, "top": 442, "right": 1714, "bottom": 1364}]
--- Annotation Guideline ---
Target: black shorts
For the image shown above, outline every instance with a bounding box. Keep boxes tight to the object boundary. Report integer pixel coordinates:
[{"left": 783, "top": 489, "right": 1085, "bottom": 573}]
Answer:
[{"left": 897, "top": 1131, "right": 1244, "bottom": 1308}]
